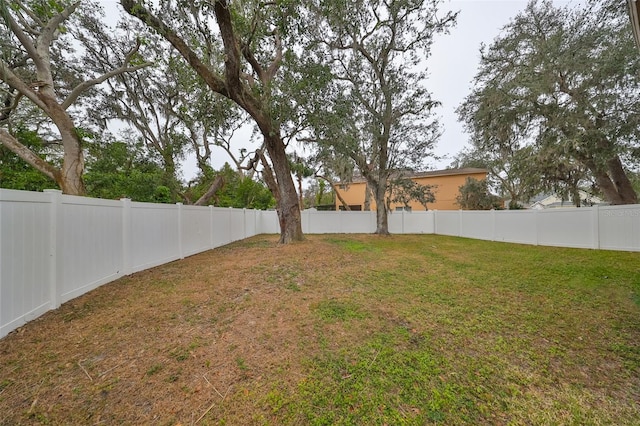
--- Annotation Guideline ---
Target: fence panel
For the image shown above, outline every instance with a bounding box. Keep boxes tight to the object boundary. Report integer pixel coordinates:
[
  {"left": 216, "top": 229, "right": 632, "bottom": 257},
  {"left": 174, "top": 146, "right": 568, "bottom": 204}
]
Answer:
[
  {"left": 0, "top": 190, "right": 52, "bottom": 337},
  {"left": 130, "top": 202, "right": 180, "bottom": 272},
  {"left": 229, "top": 209, "right": 247, "bottom": 242},
  {"left": 402, "top": 211, "right": 435, "bottom": 234},
  {"left": 304, "top": 211, "right": 343, "bottom": 233},
  {"left": 258, "top": 210, "right": 279, "bottom": 234},
  {"left": 492, "top": 210, "right": 537, "bottom": 245},
  {"left": 59, "top": 195, "right": 124, "bottom": 304},
  {"left": 387, "top": 212, "right": 404, "bottom": 234},
  {"left": 2, "top": 188, "right": 639, "bottom": 339},
  {"left": 599, "top": 205, "right": 640, "bottom": 251},
  {"left": 435, "top": 211, "right": 460, "bottom": 236},
  {"left": 211, "top": 208, "right": 233, "bottom": 247},
  {"left": 181, "top": 205, "right": 213, "bottom": 257},
  {"left": 339, "top": 211, "right": 376, "bottom": 233},
  {"left": 536, "top": 208, "right": 594, "bottom": 249},
  {"left": 244, "top": 209, "right": 258, "bottom": 238},
  {"left": 460, "top": 211, "right": 494, "bottom": 241}
]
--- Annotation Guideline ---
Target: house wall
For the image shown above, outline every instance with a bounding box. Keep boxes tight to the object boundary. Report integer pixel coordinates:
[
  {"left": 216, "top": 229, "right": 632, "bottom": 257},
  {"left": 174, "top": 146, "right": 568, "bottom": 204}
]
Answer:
[{"left": 335, "top": 171, "right": 488, "bottom": 211}]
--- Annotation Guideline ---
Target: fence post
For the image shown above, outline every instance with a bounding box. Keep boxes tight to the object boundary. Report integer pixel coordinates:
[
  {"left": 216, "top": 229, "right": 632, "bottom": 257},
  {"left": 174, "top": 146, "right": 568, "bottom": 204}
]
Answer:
[
  {"left": 243, "top": 208, "right": 247, "bottom": 239},
  {"left": 121, "top": 198, "right": 132, "bottom": 276},
  {"left": 491, "top": 209, "right": 497, "bottom": 242},
  {"left": 254, "top": 208, "right": 258, "bottom": 236},
  {"left": 458, "top": 209, "right": 463, "bottom": 237},
  {"left": 592, "top": 205, "right": 600, "bottom": 249},
  {"left": 209, "top": 205, "right": 215, "bottom": 249},
  {"left": 44, "top": 189, "right": 62, "bottom": 309},
  {"left": 433, "top": 210, "right": 438, "bottom": 235},
  {"left": 534, "top": 209, "right": 540, "bottom": 246},
  {"left": 177, "top": 203, "right": 184, "bottom": 259},
  {"left": 228, "top": 207, "right": 233, "bottom": 243}
]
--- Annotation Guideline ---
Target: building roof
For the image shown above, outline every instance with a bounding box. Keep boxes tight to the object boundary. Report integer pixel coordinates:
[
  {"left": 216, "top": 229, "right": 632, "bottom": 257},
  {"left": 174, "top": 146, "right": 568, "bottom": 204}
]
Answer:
[
  {"left": 630, "top": 0, "right": 640, "bottom": 51},
  {"left": 409, "top": 168, "right": 488, "bottom": 178},
  {"left": 342, "top": 168, "right": 487, "bottom": 184}
]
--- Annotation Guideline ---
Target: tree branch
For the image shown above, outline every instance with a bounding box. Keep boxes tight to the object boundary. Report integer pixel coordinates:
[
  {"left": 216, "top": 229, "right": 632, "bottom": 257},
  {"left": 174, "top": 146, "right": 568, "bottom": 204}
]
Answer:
[
  {"left": 62, "top": 62, "right": 150, "bottom": 110},
  {"left": 120, "top": 0, "right": 228, "bottom": 96},
  {"left": 0, "top": 58, "right": 49, "bottom": 111},
  {"left": 0, "top": 128, "right": 60, "bottom": 182},
  {"left": 195, "top": 175, "right": 225, "bottom": 205}
]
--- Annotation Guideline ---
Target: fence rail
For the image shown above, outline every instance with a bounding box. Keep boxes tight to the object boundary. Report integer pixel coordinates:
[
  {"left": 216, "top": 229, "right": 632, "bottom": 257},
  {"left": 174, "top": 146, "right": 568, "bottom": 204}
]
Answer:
[{"left": 1, "top": 188, "right": 639, "bottom": 338}]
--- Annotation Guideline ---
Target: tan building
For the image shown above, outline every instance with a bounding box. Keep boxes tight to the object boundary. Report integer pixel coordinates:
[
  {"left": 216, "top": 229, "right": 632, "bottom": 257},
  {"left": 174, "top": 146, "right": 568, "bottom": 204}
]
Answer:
[{"left": 334, "top": 168, "right": 488, "bottom": 211}]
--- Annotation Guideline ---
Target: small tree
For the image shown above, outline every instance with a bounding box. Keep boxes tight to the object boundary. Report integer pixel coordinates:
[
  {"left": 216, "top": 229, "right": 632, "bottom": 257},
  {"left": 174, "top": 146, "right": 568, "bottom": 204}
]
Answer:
[{"left": 456, "top": 177, "right": 501, "bottom": 210}]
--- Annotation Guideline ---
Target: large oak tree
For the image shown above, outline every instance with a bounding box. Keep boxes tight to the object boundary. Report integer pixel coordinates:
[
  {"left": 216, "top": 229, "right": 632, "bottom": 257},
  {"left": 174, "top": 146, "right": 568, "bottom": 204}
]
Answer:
[
  {"left": 120, "top": 0, "right": 304, "bottom": 243},
  {"left": 458, "top": 0, "right": 640, "bottom": 205},
  {"left": 305, "top": 0, "right": 456, "bottom": 234}
]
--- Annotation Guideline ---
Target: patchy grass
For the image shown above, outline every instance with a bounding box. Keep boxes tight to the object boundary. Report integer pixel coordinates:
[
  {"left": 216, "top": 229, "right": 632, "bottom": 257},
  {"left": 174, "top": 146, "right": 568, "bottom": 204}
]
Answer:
[{"left": 0, "top": 234, "right": 639, "bottom": 425}]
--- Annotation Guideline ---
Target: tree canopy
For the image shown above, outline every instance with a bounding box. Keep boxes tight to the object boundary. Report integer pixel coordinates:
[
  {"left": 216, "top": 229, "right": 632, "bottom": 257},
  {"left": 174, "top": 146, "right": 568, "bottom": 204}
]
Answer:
[
  {"left": 120, "top": 0, "right": 305, "bottom": 243},
  {"left": 458, "top": 0, "right": 640, "bottom": 205},
  {"left": 0, "top": 0, "right": 149, "bottom": 194}
]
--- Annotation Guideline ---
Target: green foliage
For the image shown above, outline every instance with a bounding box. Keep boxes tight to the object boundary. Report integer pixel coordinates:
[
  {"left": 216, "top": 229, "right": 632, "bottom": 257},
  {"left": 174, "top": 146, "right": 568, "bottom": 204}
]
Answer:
[
  {"left": 452, "top": 145, "right": 542, "bottom": 207},
  {"left": 0, "top": 129, "right": 58, "bottom": 191},
  {"left": 187, "top": 163, "right": 275, "bottom": 209},
  {"left": 303, "top": 0, "right": 457, "bottom": 230},
  {"left": 83, "top": 140, "right": 179, "bottom": 203},
  {"left": 388, "top": 177, "right": 435, "bottom": 210},
  {"left": 302, "top": 179, "right": 335, "bottom": 209},
  {"left": 456, "top": 177, "right": 501, "bottom": 210}
]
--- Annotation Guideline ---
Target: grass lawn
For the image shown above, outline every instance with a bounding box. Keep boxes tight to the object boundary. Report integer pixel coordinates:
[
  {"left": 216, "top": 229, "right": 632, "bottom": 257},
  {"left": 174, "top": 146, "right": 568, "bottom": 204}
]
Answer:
[{"left": 1, "top": 234, "right": 639, "bottom": 425}]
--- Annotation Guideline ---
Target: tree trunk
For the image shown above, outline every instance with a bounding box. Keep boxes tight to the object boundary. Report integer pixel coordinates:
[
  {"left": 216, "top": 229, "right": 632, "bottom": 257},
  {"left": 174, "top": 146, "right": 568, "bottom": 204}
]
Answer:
[
  {"left": 373, "top": 179, "right": 389, "bottom": 235},
  {"left": 297, "top": 173, "right": 304, "bottom": 210},
  {"left": 121, "top": 0, "right": 303, "bottom": 243},
  {"left": 47, "top": 101, "right": 86, "bottom": 195},
  {"left": 1, "top": 117, "right": 85, "bottom": 195},
  {"left": 0, "top": 129, "right": 60, "bottom": 183},
  {"left": 606, "top": 156, "right": 638, "bottom": 204},
  {"left": 364, "top": 182, "right": 372, "bottom": 211},
  {"left": 194, "top": 175, "right": 225, "bottom": 206},
  {"left": 587, "top": 154, "right": 638, "bottom": 205},
  {"left": 317, "top": 175, "right": 350, "bottom": 211},
  {"left": 263, "top": 134, "right": 303, "bottom": 243}
]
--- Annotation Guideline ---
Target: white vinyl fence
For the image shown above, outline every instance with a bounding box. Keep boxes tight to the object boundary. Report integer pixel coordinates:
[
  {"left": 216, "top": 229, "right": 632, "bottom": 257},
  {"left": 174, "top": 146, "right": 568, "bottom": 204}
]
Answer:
[
  {"left": 0, "top": 189, "right": 264, "bottom": 338},
  {"left": 1, "top": 188, "right": 639, "bottom": 338}
]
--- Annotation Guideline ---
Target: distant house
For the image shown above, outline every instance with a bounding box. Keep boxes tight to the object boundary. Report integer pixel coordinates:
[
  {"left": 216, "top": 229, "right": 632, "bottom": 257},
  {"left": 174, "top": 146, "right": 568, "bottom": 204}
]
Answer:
[
  {"left": 334, "top": 168, "right": 488, "bottom": 211},
  {"left": 525, "top": 191, "right": 606, "bottom": 210}
]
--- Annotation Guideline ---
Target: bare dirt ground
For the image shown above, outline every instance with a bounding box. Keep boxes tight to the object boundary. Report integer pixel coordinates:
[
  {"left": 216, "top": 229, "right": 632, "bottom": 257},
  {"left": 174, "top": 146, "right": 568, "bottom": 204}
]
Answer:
[{"left": 0, "top": 236, "right": 348, "bottom": 425}]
